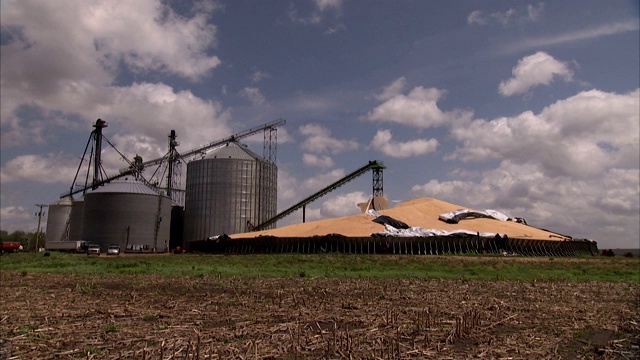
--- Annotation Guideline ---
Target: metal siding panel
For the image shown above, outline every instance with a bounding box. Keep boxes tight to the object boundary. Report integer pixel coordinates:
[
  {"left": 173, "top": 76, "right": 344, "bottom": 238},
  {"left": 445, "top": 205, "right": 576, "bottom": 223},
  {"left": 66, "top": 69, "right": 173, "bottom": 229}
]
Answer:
[
  {"left": 68, "top": 200, "right": 84, "bottom": 241},
  {"left": 45, "top": 202, "right": 72, "bottom": 244}
]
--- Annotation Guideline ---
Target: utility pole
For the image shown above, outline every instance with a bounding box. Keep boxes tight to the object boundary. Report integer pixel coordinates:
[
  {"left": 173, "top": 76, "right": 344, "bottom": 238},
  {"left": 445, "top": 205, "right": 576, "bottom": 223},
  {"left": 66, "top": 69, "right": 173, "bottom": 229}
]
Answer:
[{"left": 35, "top": 204, "right": 47, "bottom": 252}]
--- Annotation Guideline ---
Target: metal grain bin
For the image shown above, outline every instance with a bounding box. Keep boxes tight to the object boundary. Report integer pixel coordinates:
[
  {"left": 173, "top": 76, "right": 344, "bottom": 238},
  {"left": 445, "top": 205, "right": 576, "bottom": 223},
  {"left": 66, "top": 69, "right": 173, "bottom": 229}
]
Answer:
[
  {"left": 82, "top": 178, "right": 171, "bottom": 252},
  {"left": 45, "top": 197, "right": 72, "bottom": 244},
  {"left": 68, "top": 198, "right": 84, "bottom": 241},
  {"left": 183, "top": 142, "right": 277, "bottom": 243}
]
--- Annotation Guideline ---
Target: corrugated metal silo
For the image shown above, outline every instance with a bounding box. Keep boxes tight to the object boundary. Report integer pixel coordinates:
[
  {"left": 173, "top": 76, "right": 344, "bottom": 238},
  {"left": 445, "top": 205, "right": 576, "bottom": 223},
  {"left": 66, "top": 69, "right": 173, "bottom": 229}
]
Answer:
[
  {"left": 183, "top": 142, "right": 277, "bottom": 243},
  {"left": 68, "top": 198, "right": 84, "bottom": 241},
  {"left": 45, "top": 197, "right": 72, "bottom": 244},
  {"left": 82, "top": 178, "right": 171, "bottom": 252}
]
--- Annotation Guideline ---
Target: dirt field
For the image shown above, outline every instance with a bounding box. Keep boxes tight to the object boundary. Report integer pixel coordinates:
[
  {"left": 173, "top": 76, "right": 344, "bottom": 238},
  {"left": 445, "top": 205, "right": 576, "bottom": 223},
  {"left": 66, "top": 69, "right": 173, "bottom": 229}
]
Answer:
[{"left": 1, "top": 271, "right": 638, "bottom": 359}]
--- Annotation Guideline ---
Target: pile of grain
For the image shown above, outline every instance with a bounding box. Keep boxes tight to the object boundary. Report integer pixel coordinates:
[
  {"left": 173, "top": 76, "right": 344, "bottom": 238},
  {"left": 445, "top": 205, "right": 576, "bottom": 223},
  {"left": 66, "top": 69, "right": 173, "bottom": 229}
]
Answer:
[{"left": 232, "top": 197, "right": 567, "bottom": 240}]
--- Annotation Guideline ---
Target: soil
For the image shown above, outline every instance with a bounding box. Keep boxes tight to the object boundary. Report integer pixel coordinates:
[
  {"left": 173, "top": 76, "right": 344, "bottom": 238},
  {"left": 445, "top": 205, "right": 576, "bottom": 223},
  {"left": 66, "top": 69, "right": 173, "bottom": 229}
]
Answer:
[
  {"left": 235, "top": 197, "right": 571, "bottom": 241},
  {"left": 1, "top": 271, "right": 638, "bottom": 359}
]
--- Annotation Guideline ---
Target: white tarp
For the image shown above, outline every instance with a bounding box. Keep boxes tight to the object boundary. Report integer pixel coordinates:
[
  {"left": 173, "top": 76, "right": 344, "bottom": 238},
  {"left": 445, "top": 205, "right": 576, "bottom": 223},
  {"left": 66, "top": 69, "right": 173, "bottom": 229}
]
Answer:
[
  {"left": 373, "top": 224, "right": 499, "bottom": 238},
  {"left": 439, "top": 209, "right": 517, "bottom": 223}
]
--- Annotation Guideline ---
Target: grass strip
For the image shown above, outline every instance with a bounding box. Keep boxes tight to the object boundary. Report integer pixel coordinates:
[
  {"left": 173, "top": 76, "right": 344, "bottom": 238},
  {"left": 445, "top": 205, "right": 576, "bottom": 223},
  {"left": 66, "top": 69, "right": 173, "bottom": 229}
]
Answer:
[{"left": 1, "top": 252, "right": 638, "bottom": 282}]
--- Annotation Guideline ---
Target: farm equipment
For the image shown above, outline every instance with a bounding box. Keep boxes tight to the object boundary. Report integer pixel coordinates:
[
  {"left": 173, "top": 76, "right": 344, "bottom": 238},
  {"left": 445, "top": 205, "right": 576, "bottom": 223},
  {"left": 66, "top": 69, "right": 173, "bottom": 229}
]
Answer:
[{"left": 0, "top": 242, "right": 23, "bottom": 254}]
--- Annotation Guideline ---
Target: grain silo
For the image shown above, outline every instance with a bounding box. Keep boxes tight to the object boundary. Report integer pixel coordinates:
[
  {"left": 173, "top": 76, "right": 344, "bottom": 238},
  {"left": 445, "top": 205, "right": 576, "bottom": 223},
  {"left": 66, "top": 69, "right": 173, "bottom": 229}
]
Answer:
[
  {"left": 45, "top": 197, "right": 73, "bottom": 244},
  {"left": 82, "top": 178, "right": 171, "bottom": 252},
  {"left": 68, "top": 198, "right": 84, "bottom": 241},
  {"left": 183, "top": 141, "right": 277, "bottom": 244}
]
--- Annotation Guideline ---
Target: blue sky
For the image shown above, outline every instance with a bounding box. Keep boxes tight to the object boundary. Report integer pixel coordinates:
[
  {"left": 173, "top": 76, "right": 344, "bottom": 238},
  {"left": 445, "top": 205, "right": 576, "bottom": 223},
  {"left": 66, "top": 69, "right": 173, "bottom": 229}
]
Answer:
[{"left": 1, "top": 0, "right": 638, "bottom": 248}]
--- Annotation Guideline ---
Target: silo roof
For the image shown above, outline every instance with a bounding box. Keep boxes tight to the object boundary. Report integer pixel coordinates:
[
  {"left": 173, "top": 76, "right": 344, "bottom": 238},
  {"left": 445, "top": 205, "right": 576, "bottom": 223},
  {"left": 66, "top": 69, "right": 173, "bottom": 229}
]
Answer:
[
  {"left": 204, "top": 141, "right": 262, "bottom": 161},
  {"left": 50, "top": 197, "right": 73, "bottom": 206},
  {"left": 90, "top": 177, "right": 161, "bottom": 195}
]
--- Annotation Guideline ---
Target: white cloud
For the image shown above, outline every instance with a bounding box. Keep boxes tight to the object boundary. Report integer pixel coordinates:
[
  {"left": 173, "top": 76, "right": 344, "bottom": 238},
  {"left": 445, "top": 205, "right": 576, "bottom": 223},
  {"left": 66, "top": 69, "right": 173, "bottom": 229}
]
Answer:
[
  {"left": 411, "top": 161, "right": 639, "bottom": 248},
  {"left": 0, "top": 206, "right": 33, "bottom": 232},
  {"left": 299, "top": 124, "right": 359, "bottom": 154},
  {"left": 370, "top": 129, "right": 439, "bottom": 158},
  {"left": 288, "top": 0, "right": 343, "bottom": 30},
  {"left": 426, "top": 88, "right": 640, "bottom": 248},
  {"left": 0, "top": 153, "right": 80, "bottom": 184},
  {"left": 277, "top": 168, "right": 299, "bottom": 203},
  {"left": 251, "top": 70, "right": 271, "bottom": 83},
  {"left": 242, "top": 127, "right": 295, "bottom": 146},
  {"left": 1, "top": 0, "right": 231, "bottom": 156},
  {"left": 365, "top": 80, "right": 473, "bottom": 128},
  {"left": 467, "top": 10, "right": 487, "bottom": 26},
  {"left": 238, "top": 87, "right": 267, "bottom": 105},
  {"left": 314, "top": 0, "right": 342, "bottom": 12},
  {"left": 498, "top": 52, "right": 574, "bottom": 97},
  {"left": 374, "top": 77, "right": 407, "bottom": 101},
  {"left": 301, "top": 168, "right": 346, "bottom": 192},
  {"left": 1, "top": 0, "right": 220, "bottom": 82},
  {"left": 320, "top": 191, "right": 369, "bottom": 218},
  {"left": 467, "top": 3, "right": 543, "bottom": 27},
  {"left": 526, "top": 3, "right": 544, "bottom": 22},
  {"left": 511, "top": 20, "right": 640, "bottom": 53},
  {"left": 0, "top": 81, "right": 233, "bottom": 184},
  {"left": 450, "top": 89, "right": 639, "bottom": 179},
  {"left": 302, "top": 153, "right": 335, "bottom": 168},
  {"left": 325, "top": 24, "right": 346, "bottom": 35}
]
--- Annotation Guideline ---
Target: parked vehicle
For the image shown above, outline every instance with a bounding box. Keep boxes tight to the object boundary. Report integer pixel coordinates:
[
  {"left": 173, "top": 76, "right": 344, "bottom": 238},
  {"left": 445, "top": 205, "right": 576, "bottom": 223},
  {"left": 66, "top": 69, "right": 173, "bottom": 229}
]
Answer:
[
  {"left": 107, "top": 245, "right": 120, "bottom": 256},
  {"left": 0, "top": 242, "right": 22, "bottom": 254},
  {"left": 46, "top": 241, "right": 87, "bottom": 253},
  {"left": 86, "top": 244, "right": 101, "bottom": 256}
]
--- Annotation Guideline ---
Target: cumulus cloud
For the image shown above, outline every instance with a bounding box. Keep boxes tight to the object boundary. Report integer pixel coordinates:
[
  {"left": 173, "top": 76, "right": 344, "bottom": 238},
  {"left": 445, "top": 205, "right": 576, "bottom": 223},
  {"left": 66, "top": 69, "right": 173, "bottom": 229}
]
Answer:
[
  {"left": 365, "top": 79, "right": 473, "bottom": 128},
  {"left": 288, "top": 0, "right": 343, "bottom": 32},
  {"left": 251, "top": 70, "right": 271, "bottom": 83},
  {"left": 320, "top": 191, "right": 369, "bottom": 218},
  {"left": 277, "top": 168, "right": 299, "bottom": 203},
  {"left": 238, "top": 87, "right": 267, "bottom": 105},
  {"left": 0, "top": 153, "right": 80, "bottom": 184},
  {"left": 498, "top": 52, "right": 574, "bottom": 97},
  {"left": 314, "top": 0, "right": 342, "bottom": 12},
  {"left": 302, "top": 153, "right": 335, "bottom": 168},
  {"left": 449, "top": 89, "right": 639, "bottom": 178},
  {"left": 1, "top": 0, "right": 231, "bottom": 160},
  {"left": 299, "top": 124, "right": 359, "bottom": 154},
  {"left": 468, "top": 3, "right": 543, "bottom": 27},
  {"left": 1, "top": 0, "right": 220, "bottom": 82},
  {"left": 422, "top": 88, "right": 640, "bottom": 248},
  {"left": 0, "top": 206, "right": 33, "bottom": 232},
  {"left": 374, "top": 77, "right": 408, "bottom": 101},
  {"left": 301, "top": 168, "right": 346, "bottom": 192},
  {"left": 411, "top": 161, "right": 639, "bottom": 248},
  {"left": 370, "top": 130, "right": 439, "bottom": 158}
]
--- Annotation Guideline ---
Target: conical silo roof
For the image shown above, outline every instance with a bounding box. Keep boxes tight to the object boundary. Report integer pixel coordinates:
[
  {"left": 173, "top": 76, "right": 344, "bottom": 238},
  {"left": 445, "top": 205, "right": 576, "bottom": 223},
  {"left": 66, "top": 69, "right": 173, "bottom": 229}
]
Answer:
[
  {"left": 204, "top": 142, "right": 262, "bottom": 161},
  {"left": 90, "top": 177, "right": 160, "bottom": 195},
  {"left": 50, "top": 197, "right": 73, "bottom": 206}
]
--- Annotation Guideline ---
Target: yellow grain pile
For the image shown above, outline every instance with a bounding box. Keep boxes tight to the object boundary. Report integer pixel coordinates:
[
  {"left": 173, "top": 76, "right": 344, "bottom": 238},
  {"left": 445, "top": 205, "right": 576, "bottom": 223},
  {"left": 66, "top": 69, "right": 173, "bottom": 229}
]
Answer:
[{"left": 232, "top": 197, "right": 567, "bottom": 240}]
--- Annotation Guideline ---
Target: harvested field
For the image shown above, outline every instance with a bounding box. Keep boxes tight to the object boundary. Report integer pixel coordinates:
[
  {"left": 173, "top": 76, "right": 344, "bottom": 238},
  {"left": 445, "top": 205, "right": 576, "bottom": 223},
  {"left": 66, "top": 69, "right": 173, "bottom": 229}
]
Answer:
[{"left": 1, "top": 271, "right": 638, "bottom": 359}]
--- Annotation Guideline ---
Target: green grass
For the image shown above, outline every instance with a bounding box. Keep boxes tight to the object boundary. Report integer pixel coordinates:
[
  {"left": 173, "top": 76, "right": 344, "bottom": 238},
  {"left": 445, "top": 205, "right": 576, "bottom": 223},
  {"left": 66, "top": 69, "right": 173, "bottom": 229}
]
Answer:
[{"left": 1, "top": 251, "right": 638, "bottom": 282}]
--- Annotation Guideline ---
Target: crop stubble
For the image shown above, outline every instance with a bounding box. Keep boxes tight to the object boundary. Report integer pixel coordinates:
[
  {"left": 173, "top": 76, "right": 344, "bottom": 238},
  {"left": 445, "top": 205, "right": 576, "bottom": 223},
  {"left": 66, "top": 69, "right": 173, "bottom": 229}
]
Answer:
[{"left": 1, "top": 271, "right": 638, "bottom": 359}]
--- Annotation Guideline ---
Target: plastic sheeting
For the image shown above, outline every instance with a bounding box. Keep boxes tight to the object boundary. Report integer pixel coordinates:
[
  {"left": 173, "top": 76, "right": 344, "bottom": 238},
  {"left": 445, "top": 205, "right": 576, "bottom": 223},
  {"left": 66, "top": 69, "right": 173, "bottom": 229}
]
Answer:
[
  {"left": 438, "top": 209, "right": 524, "bottom": 224},
  {"left": 373, "top": 224, "right": 498, "bottom": 238},
  {"left": 372, "top": 215, "right": 410, "bottom": 229}
]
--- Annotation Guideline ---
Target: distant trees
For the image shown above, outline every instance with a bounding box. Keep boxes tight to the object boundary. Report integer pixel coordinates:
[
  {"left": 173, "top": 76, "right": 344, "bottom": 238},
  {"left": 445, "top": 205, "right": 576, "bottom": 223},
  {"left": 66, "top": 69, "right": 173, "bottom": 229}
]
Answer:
[{"left": 0, "top": 229, "right": 42, "bottom": 252}]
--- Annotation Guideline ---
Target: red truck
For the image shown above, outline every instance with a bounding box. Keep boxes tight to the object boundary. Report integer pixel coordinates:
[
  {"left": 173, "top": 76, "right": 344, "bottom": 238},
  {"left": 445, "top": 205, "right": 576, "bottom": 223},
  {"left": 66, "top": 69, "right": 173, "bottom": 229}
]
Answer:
[{"left": 0, "top": 242, "right": 23, "bottom": 254}]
